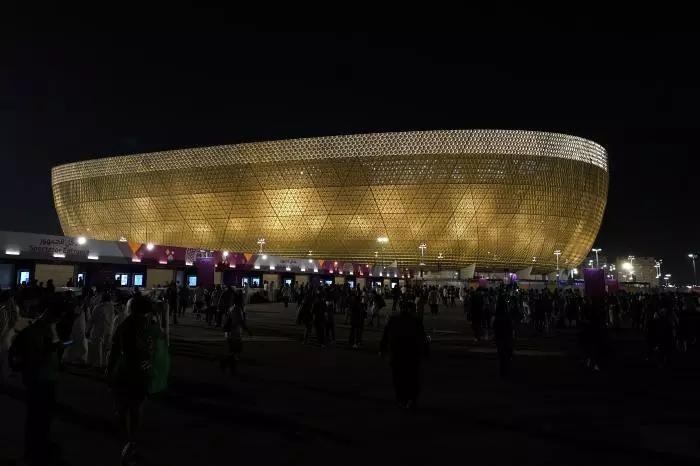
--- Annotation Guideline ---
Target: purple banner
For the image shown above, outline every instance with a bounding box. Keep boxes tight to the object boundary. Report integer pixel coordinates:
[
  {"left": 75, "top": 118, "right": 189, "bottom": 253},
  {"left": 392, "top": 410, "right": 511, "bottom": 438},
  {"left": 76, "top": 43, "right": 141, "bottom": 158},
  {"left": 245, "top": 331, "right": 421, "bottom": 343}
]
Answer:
[{"left": 584, "top": 268, "right": 606, "bottom": 298}]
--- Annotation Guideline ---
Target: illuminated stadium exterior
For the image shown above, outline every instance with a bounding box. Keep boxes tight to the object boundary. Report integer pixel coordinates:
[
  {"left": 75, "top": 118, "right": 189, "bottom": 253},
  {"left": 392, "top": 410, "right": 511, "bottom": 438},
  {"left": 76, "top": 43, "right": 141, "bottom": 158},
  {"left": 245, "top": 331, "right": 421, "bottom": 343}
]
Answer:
[{"left": 51, "top": 130, "right": 608, "bottom": 274}]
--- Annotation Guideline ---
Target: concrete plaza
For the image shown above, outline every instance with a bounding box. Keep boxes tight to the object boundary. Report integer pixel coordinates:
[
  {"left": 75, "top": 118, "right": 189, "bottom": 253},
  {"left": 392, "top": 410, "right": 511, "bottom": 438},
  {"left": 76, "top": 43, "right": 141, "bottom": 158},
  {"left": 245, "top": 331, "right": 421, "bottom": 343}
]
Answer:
[{"left": 1, "top": 301, "right": 699, "bottom": 465}]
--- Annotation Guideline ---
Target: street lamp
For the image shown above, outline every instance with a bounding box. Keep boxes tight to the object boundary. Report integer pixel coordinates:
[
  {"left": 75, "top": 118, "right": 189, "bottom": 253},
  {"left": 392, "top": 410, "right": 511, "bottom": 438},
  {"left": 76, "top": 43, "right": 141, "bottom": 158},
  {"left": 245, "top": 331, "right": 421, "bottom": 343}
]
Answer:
[
  {"left": 664, "top": 273, "right": 672, "bottom": 287},
  {"left": 654, "top": 260, "right": 662, "bottom": 279},
  {"left": 418, "top": 242, "right": 427, "bottom": 278},
  {"left": 257, "top": 237, "right": 266, "bottom": 260},
  {"left": 554, "top": 250, "right": 561, "bottom": 286},
  {"left": 376, "top": 236, "right": 389, "bottom": 269},
  {"left": 592, "top": 248, "right": 602, "bottom": 268},
  {"left": 688, "top": 253, "right": 698, "bottom": 286}
]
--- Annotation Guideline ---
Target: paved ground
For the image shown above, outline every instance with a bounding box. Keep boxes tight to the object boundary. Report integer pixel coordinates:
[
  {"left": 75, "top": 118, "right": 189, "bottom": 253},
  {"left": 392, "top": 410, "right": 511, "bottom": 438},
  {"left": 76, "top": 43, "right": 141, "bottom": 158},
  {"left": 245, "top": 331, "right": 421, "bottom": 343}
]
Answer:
[{"left": 2, "top": 301, "right": 700, "bottom": 465}]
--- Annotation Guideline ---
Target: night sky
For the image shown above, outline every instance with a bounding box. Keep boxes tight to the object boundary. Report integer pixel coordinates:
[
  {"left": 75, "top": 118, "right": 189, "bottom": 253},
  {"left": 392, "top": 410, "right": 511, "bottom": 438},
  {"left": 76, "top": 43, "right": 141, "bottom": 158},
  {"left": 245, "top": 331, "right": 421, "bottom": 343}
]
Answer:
[{"left": 2, "top": 19, "right": 698, "bottom": 283}]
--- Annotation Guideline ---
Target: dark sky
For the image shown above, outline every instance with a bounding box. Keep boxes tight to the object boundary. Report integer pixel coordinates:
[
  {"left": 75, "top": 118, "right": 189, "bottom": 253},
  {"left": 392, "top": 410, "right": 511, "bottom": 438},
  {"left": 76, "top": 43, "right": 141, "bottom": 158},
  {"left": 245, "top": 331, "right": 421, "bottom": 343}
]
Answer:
[{"left": 1, "top": 18, "right": 698, "bottom": 283}]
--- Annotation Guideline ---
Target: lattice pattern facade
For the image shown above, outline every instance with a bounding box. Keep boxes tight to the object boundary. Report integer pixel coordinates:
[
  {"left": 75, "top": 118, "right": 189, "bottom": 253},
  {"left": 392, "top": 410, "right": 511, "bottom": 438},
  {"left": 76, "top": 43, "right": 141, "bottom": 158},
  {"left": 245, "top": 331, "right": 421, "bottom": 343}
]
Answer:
[{"left": 51, "top": 130, "right": 608, "bottom": 272}]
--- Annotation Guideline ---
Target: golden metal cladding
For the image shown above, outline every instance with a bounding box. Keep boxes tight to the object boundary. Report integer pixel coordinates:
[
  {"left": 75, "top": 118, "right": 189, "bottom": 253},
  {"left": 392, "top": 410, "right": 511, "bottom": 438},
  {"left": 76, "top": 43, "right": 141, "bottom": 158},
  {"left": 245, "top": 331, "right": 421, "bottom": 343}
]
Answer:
[{"left": 51, "top": 130, "right": 608, "bottom": 271}]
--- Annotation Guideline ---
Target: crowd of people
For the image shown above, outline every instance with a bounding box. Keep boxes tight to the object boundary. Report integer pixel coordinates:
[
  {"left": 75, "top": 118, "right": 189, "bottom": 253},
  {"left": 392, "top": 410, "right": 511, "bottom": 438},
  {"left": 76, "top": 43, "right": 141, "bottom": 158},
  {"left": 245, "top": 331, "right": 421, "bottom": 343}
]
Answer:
[
  {"left": 1, "top": 276, "right": 699, "bottom": 464},
  {"left": 284, "top": 281, "right": 700, "bottom": 376},
  {"left": 0, "top": 280, "right": 176, "bottom": 464}
]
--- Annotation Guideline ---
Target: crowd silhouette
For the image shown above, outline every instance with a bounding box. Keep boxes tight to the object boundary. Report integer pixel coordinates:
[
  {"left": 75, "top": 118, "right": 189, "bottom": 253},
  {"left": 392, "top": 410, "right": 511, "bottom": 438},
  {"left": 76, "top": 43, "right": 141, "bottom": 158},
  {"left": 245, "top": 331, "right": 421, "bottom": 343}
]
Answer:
[{"left": 0, "top": 276, "right": 699, "bottom": 464}]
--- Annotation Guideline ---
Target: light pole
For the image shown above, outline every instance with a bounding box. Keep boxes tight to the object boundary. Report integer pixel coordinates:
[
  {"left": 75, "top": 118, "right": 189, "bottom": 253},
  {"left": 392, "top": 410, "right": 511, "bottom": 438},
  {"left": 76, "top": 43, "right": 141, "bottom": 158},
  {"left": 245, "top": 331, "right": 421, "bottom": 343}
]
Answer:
[
  {"left": 418, "top": 242, "right": 427, "bottom": 266},
  {"left": 438, "top": 252, "right": 443, "bottom": 272},
  {"left": 257, "top": 237, "right": 267, "bottom": 260},
  {"left": 664, "top": 273, "right": 671, "bottom": 287},
  {"left": 554, "top": 249, "right": 561, "bottom": 286},
  {"left": 688, "top": 253, "right": 698, "bottom": 286},
  {"left": 628, "top": 255, "right": 636, "bottom": 281},
  {"left": 377, "top": 236, "right": 389, "bottom": 271},
  {"left": 592, "top": 248, "right": 602, "bottom": 268},
  {"left": 418, "top": 242, "right": 427, "bottom": 279}
]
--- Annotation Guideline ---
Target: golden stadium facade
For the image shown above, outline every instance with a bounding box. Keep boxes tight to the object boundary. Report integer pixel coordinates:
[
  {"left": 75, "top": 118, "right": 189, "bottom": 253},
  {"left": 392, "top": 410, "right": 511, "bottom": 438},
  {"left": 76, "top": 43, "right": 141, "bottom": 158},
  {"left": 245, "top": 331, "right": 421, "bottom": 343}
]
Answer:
[{"left": 51, "top": 130, "right": 608, "bottom": 272}]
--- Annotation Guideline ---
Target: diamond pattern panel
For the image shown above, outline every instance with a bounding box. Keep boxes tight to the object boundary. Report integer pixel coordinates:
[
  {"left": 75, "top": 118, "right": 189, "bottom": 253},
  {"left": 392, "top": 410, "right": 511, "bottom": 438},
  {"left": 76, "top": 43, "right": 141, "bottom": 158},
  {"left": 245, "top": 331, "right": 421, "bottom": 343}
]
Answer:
[{"left": 51, "top": 130, "right": 608, "bottom": 272}]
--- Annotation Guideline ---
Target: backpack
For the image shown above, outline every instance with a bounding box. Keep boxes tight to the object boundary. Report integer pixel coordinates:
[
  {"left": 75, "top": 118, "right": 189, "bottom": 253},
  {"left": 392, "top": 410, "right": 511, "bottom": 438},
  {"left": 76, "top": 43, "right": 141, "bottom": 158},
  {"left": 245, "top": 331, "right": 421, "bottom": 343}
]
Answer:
[
  {"left": 377, "top": 294, "right": 386, "bottom": 309},
  {"left": 110, "top": 317, "right": 170, "bottom": 395},
  {"left": 8, "top": 323, "right": 43, "bottom": 373},
  {"left": 147, "top": 329, "right": 170, "bottom": 395}
]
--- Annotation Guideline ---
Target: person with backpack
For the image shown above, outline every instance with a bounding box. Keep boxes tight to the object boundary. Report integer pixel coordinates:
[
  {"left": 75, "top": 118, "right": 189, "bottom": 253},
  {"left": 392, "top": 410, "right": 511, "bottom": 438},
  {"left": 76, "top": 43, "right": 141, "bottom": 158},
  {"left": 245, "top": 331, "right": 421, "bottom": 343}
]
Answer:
[
  {"left": 281, "top": 284, "right": 291, "bottom": 308},
  {"left": 107, "top": 294, "right": 168, "bottom": 464},
  {"left": 369, "top": 290, "right": 386, "bottom": 327},
  {"left": 379, "top": 303, "right": 430, "bottom": 409},
  {"left": 217, "top": 285, "right": 234, "bottom": 328},
  {"left": 9, "top": 296, "right": 70, "bottom": 465},
  {"left": 220, "top": 292, "right": 252, "bottom": 375},
  {"left": 428, "top": 287, "right": 439, "bottom": 316}
]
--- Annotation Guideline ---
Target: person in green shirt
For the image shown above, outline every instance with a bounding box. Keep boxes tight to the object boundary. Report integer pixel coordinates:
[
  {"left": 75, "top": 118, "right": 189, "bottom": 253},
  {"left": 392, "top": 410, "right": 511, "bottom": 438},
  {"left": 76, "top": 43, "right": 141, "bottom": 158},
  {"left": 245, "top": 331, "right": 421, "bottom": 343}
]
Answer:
[
  {"left": 10, "top": 295, "right": 70, "bottom": 465},
  {"left": 107, "top": 293, "right": 164, "bottom": 464}
]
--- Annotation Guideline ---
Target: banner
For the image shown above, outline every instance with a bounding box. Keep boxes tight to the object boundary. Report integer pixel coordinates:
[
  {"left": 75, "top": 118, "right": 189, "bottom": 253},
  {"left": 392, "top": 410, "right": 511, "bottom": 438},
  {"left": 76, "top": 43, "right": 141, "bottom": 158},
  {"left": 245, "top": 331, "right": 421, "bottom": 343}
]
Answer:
[{"left": 584, "top": 268, "right": 606, "bottom": 298}]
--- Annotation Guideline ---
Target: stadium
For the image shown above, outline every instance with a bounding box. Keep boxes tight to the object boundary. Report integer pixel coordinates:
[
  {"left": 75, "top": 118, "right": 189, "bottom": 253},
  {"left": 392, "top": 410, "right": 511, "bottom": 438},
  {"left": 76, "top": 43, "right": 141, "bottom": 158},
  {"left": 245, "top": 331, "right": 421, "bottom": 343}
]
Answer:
[{"left": 51, "top": 130, "right": 608, "bottom": 274}]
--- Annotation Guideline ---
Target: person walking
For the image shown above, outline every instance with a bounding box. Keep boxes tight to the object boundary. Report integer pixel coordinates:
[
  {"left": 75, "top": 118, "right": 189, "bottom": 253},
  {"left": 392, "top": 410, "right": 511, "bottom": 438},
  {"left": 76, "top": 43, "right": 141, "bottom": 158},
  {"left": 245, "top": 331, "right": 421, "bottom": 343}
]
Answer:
[
  {"left": 281, "top": 284, "right": 291, "bottom": 308},
  {"left": 166, "top": 282, "right": 178, "bottom": 325},
  {"left": 221, "top": 297, "right": 252, "bottom": 375},
  {"left": 471, "top": 289, "right": 484, "bottom": 342},
  {"left": 193, "top": 285, "right": 206, "bottom": 320},
  {"left": 493, "top": 295, "right": 514, "bottom": 377},
  {"left": 107, "top": 294, "right": 162, "bottom": 464},
  {"left": 462, "top": 288, "right": 471, "bottom": 321},
  {"left": 217, "top": 285, "right": 234, "bottom": 328},
  {"left": 208, "top": 285, "right": 222, "bottom": 326},
  {"left": 177, "top": 282, "right": 189, "bottom": 319},
  {"left": 415, "top": 289, "right": 426, "bottom": 325},
  {"left": 428, "top": 287, "right": 439, "bottom": 316},
  {"left": 325, "top": 296, "right": 336, "bottom": 344},
  {"left": 87, "top": 292, "right": 114, "bottom": 368},
  {"left": 312, "top": 292, "right": 327, "bottom": 348},
  {"left": 0, "top": 291, "right": 18, "bottom": 387},
  {"left": 391, "top": 284, "right": 401, "bottom": 314},
  {"left": 298, "top": 293, "right": 314, "bottom": 345},
  {"left": 9, "top": 297, "right": 69, "bottom": 465},
  {"left": 427, "top": 287, "right": 440, "bottom": 334},
  {"left": 63, "top": 295, "right": 89, "bottom": 365},
  {"left": 348, "top": 291, "right": 365, "bottom": 349},
  {"left": 379, "top": 304, "right": 430, "bottom": 409}
]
